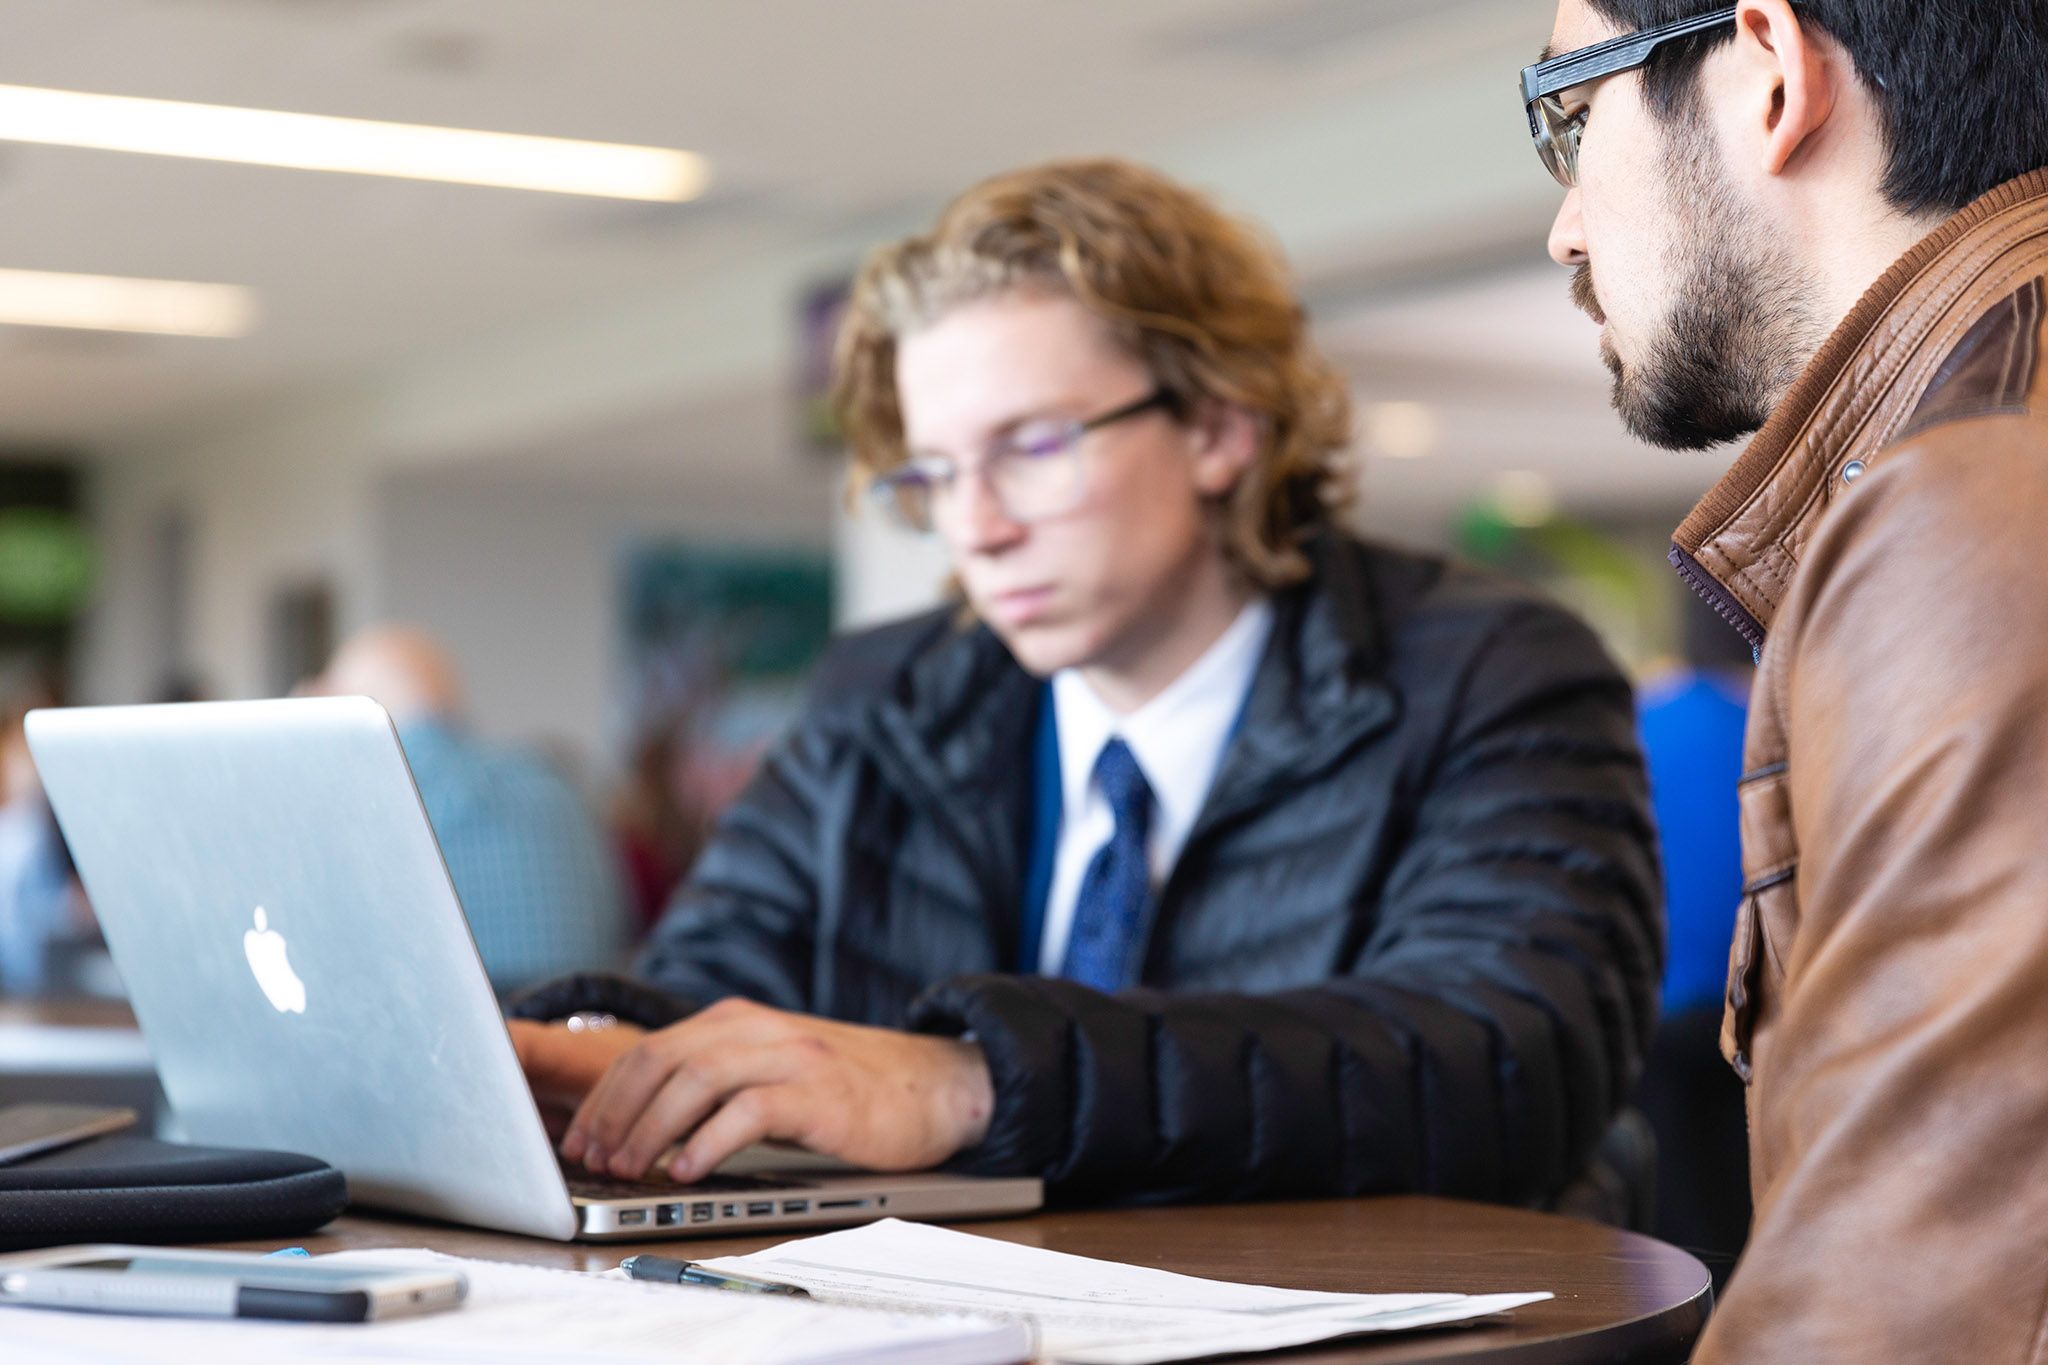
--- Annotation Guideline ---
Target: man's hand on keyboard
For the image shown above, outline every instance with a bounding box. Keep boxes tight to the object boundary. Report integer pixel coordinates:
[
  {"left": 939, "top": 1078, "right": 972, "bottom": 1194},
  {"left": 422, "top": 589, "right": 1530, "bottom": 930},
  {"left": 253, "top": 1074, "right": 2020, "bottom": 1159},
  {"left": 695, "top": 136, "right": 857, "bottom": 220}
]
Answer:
[{"left": 547, "top": 999, "right": 994, "bottom": 1184}]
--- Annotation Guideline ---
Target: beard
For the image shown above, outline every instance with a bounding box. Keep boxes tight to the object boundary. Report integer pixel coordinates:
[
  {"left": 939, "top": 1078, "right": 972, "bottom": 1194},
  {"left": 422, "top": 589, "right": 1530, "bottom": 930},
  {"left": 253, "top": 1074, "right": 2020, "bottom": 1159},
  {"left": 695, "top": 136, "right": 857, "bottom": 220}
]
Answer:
[{"left": 1579, "top": 128, "right": 1827, "bottom": 451}]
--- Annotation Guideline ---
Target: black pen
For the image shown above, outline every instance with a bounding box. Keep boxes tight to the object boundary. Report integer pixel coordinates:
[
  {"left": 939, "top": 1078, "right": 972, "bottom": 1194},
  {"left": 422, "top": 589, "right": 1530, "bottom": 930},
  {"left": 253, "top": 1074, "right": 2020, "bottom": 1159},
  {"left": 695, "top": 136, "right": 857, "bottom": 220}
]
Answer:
[{"left": 620, "top": 1254, "right": 810, "bottom": 1297}]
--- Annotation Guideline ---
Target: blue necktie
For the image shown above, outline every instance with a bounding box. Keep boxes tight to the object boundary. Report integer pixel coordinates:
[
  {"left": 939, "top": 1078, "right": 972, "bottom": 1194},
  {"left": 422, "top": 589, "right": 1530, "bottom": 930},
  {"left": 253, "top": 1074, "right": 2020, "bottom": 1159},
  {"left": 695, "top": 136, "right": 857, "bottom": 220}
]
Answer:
[{"left": 1060, "top": 739, "right": 1155, "bottom": 991}]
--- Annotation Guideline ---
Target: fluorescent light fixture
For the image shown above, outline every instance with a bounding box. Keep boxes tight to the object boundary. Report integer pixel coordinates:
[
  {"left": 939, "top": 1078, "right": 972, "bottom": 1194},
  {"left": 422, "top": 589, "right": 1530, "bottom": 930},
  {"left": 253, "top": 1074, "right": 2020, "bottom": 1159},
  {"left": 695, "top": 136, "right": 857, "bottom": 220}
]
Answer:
[
  {"left": 1494, "top": 470, "right": 1559, "bottom": 528},
  {"left": 0, "top": 267, "right": 257, "bottom": 337},
  {"left": 0, "top": 84, "right": 710, "bottom": 202},
  {"left": 1362, "top": 401, "right": 1439, "bottom": 460}
]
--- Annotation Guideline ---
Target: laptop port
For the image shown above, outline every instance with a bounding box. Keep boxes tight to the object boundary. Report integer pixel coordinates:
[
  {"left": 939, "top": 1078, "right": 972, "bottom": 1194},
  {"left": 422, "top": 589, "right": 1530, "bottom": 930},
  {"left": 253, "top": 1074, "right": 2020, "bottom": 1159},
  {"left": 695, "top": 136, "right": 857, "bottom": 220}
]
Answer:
[
  {"left": 617, "top": 1207, "right": 649, "bottom": 1226},
  {"left": 781, "top": 1200, "right": 809, "bottom": 1215},
  {"left": 746, "top": 1201, "right": 775, "bottom": 1217},
  {"left": 721, "top": 1203, "right": 740, "bottom": 1218},
  {"left": 817, "top": 1198, "right": 871, "bottom": 1211},
  {"left": 690, "top": 1203, "right": 714, "bottom": 1223},
  {"left": 657, "top": 1203, "right": 684, "bottom": 1226}
]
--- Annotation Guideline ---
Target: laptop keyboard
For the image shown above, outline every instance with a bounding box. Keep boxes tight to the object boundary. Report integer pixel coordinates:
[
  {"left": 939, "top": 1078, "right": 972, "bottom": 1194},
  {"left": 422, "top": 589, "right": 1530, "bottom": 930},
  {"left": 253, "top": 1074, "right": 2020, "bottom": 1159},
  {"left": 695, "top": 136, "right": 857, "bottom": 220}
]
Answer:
[{"left": 562, "top": 1168, "right": 810, "bottom": 1200}]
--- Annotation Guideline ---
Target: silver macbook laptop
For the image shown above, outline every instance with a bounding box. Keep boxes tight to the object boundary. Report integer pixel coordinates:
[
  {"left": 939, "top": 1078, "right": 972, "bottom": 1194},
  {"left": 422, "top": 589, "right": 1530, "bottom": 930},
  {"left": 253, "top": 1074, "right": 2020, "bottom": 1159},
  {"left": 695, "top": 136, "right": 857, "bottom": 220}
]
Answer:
[{"left": 25, "top": 698, "right": 1042, "bottom": 1241}]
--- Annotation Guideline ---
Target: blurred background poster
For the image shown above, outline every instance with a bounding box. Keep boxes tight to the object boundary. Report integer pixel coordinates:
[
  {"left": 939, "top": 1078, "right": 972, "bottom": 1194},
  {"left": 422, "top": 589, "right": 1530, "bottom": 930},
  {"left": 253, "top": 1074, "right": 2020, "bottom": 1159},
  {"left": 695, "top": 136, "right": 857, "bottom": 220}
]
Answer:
[{"left": 612, "top": 542, "right": 832, "bottom": 931}]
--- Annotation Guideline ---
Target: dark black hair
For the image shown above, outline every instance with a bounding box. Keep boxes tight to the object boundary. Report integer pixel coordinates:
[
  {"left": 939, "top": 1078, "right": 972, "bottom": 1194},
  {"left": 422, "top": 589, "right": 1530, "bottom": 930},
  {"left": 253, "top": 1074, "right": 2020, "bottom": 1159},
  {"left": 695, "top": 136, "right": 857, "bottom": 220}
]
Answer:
[{"left": 1585, "top": 1, "right": 2048, "bottom": 215}]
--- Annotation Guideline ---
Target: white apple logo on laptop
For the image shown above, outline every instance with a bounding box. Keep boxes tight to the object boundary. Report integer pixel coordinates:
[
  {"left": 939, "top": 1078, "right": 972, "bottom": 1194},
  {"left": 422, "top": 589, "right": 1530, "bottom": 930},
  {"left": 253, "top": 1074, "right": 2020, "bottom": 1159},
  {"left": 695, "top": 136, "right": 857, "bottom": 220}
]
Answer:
[{"left": 243, "top": 906, "right": 307, "bottom": 1014}]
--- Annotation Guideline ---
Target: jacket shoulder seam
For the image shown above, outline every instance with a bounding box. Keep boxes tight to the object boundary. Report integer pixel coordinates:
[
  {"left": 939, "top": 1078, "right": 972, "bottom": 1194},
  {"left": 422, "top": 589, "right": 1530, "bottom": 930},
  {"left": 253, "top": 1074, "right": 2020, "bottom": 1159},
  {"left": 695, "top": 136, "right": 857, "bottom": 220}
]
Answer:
[{"left": 1896, "top": 277, "right": 2043, "bottom": 443}]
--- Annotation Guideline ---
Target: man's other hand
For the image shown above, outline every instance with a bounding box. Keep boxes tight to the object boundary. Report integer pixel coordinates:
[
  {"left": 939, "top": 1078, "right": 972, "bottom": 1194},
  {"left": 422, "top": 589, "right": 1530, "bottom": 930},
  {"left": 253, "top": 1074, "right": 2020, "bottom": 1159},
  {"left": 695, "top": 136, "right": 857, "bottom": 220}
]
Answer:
[{"left": 508, "top": 1017, "right": 647, "bottom": 1141}]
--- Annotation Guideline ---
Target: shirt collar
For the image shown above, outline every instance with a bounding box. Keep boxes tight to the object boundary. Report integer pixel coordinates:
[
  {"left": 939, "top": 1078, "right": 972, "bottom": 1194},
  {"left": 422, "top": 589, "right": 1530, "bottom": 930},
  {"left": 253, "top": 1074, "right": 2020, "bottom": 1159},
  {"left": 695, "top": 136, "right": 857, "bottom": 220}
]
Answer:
[{"left": 1051, "top": 598, "right": 1274, "bottom": 843}]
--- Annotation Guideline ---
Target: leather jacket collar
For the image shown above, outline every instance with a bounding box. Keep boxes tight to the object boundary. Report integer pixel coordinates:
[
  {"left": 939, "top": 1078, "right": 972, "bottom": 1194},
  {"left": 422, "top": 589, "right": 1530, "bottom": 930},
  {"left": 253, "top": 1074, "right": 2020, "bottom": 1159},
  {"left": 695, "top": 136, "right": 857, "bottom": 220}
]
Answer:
[{"left": 1670, "top": 168, "right": 2048, "bottom": 651}]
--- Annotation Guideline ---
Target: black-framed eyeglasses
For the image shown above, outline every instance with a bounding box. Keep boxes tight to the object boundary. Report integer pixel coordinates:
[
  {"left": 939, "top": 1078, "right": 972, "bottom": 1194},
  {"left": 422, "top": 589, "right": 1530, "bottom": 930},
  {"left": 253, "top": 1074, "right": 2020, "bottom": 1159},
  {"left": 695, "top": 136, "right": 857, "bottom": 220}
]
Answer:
[
  {"left": 1520, "top": 6, "right": 1740, "bottom": 188},
  {"left": 867, "top": 388, "right": 1178, "bottom": 534}
]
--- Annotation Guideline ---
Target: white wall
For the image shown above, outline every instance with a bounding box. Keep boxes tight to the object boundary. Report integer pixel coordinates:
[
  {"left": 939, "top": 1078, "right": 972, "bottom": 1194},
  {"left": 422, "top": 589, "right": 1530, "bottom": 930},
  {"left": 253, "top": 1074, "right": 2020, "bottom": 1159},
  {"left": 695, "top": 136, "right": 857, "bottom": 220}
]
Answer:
[
  {"left": 75, "top": 401, "right": 381, "bottom": 706},
  {"left": 77, "top": 388, "right": 844, "bottom": 783},
  {"left": 832, "top": 497, "right": 951, "bottom": 631},
  {"left": 375, "top": 464, "right": 834, "bottom": 777}
]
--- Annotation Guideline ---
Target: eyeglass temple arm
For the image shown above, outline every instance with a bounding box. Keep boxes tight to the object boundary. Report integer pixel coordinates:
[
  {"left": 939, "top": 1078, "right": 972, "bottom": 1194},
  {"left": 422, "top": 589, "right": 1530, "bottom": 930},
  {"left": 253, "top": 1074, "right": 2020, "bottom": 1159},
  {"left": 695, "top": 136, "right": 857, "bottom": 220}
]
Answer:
[
  {"left": 1077, "top": 389, "right": 1174, "bottom": 434},
  {"left": 1521, "top": 5, "right": 1739, "bottom": 105}
]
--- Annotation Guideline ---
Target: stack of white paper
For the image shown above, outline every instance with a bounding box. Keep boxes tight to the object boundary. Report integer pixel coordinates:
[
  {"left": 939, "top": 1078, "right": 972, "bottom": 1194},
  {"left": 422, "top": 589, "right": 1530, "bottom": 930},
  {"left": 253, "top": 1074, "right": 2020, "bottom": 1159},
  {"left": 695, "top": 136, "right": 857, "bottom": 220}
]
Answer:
[
  {"left": 0, "top": 1247, "right": 1031, "bottom": 1365},
  {"left": 697, "top": 1219, "right": 1552, "bottom": 1365}
]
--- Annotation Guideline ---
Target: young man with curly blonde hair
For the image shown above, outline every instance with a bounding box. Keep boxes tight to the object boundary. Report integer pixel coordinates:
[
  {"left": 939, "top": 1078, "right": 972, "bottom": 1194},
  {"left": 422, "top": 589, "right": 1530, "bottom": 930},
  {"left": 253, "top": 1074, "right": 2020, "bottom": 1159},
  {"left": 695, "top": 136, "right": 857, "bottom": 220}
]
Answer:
[{"left": 513, "top": 159, "right": 1661, "bottom": 1207}]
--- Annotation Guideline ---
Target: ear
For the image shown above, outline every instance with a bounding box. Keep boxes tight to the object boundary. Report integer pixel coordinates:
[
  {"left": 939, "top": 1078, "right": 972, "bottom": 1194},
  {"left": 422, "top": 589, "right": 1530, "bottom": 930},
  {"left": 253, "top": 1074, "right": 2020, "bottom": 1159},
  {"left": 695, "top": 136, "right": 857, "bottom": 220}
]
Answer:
[
  {"left": 1733, "top": 0, "right": 1836, "bottom": 177},
  {"left": 1187, "top": 402, "right": 1263, "bottom": 497}
]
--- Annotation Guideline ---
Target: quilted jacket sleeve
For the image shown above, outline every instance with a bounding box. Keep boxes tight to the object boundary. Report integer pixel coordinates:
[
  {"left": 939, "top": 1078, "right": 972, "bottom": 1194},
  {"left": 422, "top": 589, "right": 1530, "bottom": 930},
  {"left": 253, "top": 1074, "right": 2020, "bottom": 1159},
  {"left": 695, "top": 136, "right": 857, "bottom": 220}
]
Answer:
[{"left": 911, "top": 601, "right": 1662, "bottom": 1204}]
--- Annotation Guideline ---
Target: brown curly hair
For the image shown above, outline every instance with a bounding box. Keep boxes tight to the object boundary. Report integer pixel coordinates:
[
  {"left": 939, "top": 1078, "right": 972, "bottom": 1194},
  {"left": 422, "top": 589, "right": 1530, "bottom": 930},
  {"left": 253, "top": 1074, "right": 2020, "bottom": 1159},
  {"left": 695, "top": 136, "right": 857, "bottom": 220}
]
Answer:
[{"left": 832, "top": 158, "right": 1354, "bottom": 589}]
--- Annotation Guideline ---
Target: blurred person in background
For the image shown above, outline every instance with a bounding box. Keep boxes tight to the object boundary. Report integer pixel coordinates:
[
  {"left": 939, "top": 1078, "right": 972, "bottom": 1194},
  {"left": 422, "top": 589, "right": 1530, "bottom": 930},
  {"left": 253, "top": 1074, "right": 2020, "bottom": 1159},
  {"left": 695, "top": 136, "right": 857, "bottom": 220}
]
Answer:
[
  {"left": 511, "top": 158, "right": 1663, "bottom": 1212},
  {"left": 152, "top": 673, "right": 213, "bottom": 706},
  {"left": 0, "top": 687, "right": 83, "bottom": 995},
  {"left": 1533, "top": 0, "right": 2048, "bottom": 1356},
  {"left": 610, "top": 723, "right": 711, "bottom": 937},
  {"left": 315, "top": 626, "right": 630, "bottom": 995}
]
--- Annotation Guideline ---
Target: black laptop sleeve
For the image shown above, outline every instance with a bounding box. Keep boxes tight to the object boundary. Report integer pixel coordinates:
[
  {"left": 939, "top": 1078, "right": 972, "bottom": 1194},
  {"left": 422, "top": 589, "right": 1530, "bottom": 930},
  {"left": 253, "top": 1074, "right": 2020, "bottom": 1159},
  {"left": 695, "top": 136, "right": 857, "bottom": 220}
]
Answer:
[{"left": 0, "top": 1133, "right": 347, "bottom": 1250}]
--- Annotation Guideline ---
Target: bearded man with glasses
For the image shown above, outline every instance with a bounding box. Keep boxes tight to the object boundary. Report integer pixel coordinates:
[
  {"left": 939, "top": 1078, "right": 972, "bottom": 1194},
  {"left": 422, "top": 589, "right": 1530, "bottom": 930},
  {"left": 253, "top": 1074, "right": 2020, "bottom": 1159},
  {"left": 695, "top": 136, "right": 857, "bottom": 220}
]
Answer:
[
  {"left": 509, "top": 158, "right": 1661, "bottom": 1217},
  {"left": 1529, "top": 1, "right": 2048, "bottom": 1359}
]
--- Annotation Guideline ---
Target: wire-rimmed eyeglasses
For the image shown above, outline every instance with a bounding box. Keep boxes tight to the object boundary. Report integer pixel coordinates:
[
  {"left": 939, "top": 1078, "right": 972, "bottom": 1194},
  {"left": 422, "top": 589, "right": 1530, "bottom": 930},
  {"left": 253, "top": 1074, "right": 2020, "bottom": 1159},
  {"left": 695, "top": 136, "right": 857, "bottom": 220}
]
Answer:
[{"left": 866, "top": 388, "right": 1177, "bottom": 534}]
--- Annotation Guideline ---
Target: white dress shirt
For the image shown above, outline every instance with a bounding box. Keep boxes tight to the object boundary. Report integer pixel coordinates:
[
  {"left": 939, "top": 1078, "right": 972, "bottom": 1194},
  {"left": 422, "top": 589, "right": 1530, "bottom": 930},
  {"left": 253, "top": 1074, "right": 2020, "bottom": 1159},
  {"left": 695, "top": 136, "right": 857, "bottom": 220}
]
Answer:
[{"left": 1038, "top": 598, "right": 1275, "bottom": 975}]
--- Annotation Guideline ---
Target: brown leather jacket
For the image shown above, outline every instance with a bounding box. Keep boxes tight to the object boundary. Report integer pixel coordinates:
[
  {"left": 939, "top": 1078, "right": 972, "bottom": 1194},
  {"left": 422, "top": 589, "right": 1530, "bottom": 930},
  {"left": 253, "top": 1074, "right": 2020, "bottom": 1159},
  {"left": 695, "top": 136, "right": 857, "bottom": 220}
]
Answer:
[{"left": 1674, "top": 167, "right": 2048, "bottom": 1363}]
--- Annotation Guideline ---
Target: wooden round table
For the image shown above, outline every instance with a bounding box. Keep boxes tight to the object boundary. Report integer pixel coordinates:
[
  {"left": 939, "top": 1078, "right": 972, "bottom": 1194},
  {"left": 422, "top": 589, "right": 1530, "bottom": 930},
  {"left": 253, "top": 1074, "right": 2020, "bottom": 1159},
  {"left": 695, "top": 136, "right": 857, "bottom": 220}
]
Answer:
[{"left": 211, "top": 1196, "right": 1711, "bottom": 1363}]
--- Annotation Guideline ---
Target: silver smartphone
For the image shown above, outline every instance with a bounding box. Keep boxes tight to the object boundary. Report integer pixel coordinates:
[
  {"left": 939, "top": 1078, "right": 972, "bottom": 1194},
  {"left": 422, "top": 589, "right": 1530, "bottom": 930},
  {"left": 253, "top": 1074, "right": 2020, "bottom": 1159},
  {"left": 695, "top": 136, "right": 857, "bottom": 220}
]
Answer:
[
  {"left": 0, "top": 1245, "right": 466, "bottom": 1323},
  {"left": 0, "top": 1104, "right": 138, "bottom": 1166}
]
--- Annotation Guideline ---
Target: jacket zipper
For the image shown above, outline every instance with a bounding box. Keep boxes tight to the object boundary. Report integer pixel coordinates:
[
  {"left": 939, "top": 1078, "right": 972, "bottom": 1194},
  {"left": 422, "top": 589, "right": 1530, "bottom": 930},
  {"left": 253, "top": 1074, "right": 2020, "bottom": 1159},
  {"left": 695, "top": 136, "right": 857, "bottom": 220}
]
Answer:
[{"left": 1669, "top": 543, "right": 1768, "bottom": 660}]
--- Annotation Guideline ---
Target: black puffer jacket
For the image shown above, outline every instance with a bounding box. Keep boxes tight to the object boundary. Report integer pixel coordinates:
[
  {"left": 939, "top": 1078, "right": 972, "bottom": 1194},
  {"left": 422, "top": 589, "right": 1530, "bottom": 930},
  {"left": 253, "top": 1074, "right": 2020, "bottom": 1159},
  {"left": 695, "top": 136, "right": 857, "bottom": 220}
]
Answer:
[{"left": 520, "top": 533, "right": 1662, "bottom": 1206}]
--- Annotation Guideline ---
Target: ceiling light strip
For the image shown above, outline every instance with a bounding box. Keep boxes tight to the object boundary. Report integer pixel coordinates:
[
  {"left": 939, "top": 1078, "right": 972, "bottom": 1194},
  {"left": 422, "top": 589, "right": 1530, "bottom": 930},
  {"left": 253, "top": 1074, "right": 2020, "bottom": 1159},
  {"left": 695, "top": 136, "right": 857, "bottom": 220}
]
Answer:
[
  {"left": 0, "top": 85, "right": 710, "bottom": 202},
  {"left": 0, "top": 267, "right": 258, "bottom": 337}
]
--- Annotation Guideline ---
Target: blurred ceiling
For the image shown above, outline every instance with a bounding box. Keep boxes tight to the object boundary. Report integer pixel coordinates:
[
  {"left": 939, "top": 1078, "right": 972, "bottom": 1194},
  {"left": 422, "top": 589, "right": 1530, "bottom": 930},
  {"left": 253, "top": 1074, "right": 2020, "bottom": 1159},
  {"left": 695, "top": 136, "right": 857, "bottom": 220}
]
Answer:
[
  {"left": 0, "top": 0, "right": 1527, "bottom": 435},
  {"left": 0, "top": 0, "right": 1727, "bottom": 524},
  {"left": 1328, "top": 265, "right": 1728, "bottom": 524}
]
